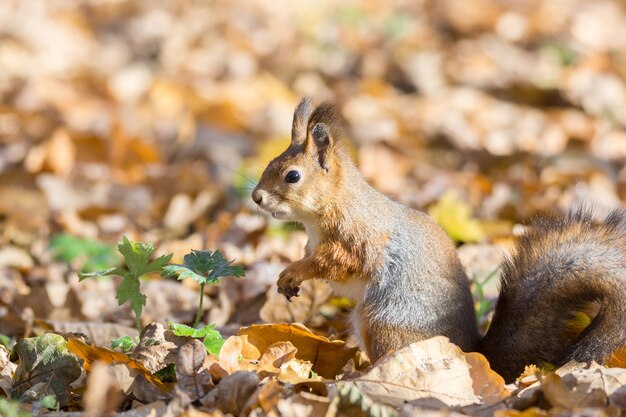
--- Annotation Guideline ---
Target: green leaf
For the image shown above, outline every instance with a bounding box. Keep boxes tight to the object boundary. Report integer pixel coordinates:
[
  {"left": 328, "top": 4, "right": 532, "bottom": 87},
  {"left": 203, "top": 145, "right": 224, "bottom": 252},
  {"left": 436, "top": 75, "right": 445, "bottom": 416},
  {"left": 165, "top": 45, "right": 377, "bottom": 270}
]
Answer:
[
  {"left": 11, "top": 334, "right": 81, "bottom": 407},
  {"left": 154, "top": 363, "right": 176, "bottom": 383},
  {"left": 117, "top": 274, "right": 146, "bottom": 321},
  {"left": 50, "top": 234, "right": 119, "bottom": 273},
  {"left": 117, "top": 236, "right": 172, "bottom": 278},
  {"left": 168, "top": 322, "right": 224, "bottom": 356},
  {"left": 169, "top": 322, "right": 213, "bottom": 338},
  {"left": 111, "top": 336, "right": 137, "bottom": 352},
  {"left": 39, "top": 395, "right": 57, "bottom": 410},
  {"left": 203, "top": 333, "right": 225, "bottom": 357},
  {"left": 428, "top": 191, "right": 485, "bottom": 243},
  {"left": 162, "top": 249, "right": 244, "bottom": 286},
  {"left": 78, "top": 267, "right": 123, "bottom": 282},
  {"left": 0, "top": 398, "right": 30, "bottom": 417}
]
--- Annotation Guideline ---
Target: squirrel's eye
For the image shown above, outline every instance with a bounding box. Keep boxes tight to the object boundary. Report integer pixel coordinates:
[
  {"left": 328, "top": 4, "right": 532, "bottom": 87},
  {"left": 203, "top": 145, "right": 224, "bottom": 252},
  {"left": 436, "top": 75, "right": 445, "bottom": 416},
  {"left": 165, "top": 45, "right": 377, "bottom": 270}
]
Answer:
[{"left": 285, "top": 170, "right": 301, "bottom": 184}]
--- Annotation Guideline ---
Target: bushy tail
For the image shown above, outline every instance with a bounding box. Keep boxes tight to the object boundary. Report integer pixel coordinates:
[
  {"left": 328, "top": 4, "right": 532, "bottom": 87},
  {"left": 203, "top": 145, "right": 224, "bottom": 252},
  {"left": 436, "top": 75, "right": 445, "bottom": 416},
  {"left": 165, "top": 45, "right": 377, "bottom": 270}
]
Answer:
[{"left": 480, "top": 208, "right": 626, "bottom": 382}]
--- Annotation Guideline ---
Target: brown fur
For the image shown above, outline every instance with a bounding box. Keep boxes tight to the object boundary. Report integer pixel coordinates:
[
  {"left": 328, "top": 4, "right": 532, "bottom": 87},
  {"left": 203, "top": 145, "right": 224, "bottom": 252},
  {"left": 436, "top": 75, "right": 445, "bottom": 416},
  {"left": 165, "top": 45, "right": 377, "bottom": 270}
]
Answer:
[{"left": 253, "top": 98, "right": 626, "bottom": 382}]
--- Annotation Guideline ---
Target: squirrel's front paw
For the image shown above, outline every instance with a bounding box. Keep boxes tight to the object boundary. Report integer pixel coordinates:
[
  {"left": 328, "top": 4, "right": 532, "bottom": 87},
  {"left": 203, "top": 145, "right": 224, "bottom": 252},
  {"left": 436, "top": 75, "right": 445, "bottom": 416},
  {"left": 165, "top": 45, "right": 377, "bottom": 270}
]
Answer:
[{"left": 277, "top": 268, "right": 303, "bottom": 301}]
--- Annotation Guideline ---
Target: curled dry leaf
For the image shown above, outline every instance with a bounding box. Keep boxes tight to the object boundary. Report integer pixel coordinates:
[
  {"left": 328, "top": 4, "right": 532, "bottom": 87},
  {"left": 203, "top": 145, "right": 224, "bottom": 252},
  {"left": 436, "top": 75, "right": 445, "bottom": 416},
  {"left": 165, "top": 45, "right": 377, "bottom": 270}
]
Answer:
[
  {"left": 277, "top": 392, "right": 331, "bottom": 417},
  {"left": 176, "top": 339, "right": 213, "bottom": 402},
  {"left": 202, "top": 371, "right": 260, "bottom": 416},
  {"left": 0, "top": 345, "right": 16, "bottom": 397},
  {"left": 540, "top": 368, "right": 626, "bottom": 409},
  {"left": 132, "top": 322, "right": 188, "bottom": 373},
  {"left": 67, "top": 337, "right": 169, "bottom": 392},
  {"left": 606, "top": 344, "right": 626, "bottom": 368},
  {"left": 260, "top": 279, "right": 333, "bottom": 327},
  {"left": 217, "top": 335, "right": 261, "bottom": 375},
  {"left": 279, "top": 359, "right": 314, "bottom": 384},
  {"left": 239, "top": 323, "right": 358, "bottom": 378},
  {"left": 83, "top": 361, "right": 122, "bottom": 417},
  {"left": 348, "top": 336, "right": 507, "bottom": 408},
  {"left": 44, "top": 320, "right": 139, "bottom": 348},
  {"left": 332, "top": 382, "right": 398, "bottom": 417},
  {"left": 258, "top": 341, "right": 298, "bottom": 373}
]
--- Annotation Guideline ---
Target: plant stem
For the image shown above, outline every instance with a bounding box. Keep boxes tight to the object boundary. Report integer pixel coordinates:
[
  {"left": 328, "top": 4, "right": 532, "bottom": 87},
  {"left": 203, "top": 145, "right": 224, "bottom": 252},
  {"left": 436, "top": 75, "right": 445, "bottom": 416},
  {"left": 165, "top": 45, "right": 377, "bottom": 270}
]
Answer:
[
  {"left": 135, "top": 313, "right": 142, "bottom": 334},
  {"left": 195, "top": 283, "right": 205, "bottom": 327}
]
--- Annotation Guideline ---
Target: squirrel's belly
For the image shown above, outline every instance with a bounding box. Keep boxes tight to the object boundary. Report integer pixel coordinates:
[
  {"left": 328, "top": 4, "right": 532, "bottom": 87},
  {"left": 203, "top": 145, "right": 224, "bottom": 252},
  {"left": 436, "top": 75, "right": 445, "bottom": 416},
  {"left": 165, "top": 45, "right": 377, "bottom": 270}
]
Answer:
[{"left": 328, "top": 279, "right": 367, "bottom": 302}]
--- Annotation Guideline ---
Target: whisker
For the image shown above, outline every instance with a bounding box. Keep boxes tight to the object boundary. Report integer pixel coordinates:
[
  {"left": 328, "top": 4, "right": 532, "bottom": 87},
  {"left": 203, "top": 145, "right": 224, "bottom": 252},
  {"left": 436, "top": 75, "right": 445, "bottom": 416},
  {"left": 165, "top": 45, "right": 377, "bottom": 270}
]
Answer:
[{"left": 217, "top": 163, "right": 258, "bottom": 187}]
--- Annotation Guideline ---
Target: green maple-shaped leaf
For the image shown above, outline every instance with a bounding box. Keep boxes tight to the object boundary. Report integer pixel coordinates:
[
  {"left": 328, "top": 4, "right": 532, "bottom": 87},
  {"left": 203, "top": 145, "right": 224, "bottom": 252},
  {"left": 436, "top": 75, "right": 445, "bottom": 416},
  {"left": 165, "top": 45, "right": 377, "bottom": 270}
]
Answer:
[
  {"left": 162, "top": 250, "right": 244, "bottom": 285},
  {"left": 117, "top": 275, "right": 147, "bottom": 320},
  {"left": 117, "top": 236, "right": 172, "bottom": 277},
  {"left": 79, "top": 236, "right": 173, "bottom": 332}
]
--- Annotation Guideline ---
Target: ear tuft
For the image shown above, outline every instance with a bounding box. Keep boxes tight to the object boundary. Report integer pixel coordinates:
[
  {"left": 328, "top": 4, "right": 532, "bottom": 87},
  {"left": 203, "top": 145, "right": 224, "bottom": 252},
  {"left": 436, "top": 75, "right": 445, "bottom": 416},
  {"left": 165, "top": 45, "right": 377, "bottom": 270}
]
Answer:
[{"left": 291, "top": 96, "right": 313, "bottom": 145}]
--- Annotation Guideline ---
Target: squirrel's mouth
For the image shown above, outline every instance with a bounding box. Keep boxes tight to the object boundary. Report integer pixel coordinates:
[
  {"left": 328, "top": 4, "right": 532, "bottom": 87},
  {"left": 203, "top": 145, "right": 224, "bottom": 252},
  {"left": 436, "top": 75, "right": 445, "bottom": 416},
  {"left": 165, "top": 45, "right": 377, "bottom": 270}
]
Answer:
[{"left": 271, "top": 211, "right": 289, "bottom": 219}]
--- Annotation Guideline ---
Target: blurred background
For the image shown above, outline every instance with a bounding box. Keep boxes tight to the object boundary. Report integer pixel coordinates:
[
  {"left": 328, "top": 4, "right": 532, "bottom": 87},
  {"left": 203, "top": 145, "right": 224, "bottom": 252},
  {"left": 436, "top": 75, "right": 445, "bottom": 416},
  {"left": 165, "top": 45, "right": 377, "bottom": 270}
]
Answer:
[{"left": 0, "top": 0, "right": 625, "bottom": 340}]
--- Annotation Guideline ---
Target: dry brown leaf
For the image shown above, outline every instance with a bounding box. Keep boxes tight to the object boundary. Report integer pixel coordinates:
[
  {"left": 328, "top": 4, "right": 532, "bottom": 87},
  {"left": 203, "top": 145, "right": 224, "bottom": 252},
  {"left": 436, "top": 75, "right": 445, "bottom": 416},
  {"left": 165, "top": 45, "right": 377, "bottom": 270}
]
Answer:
[
  {"left": 465, "top": 351, "right": 509, "bottom": 404},
  {"left": 258, "top": 341, "right": 298, "bottom": 373},
  {"left": 540, "top": 368, "right": 626, "bottom": 409},
  {"left": 176, "top": 339, "right": 213, "bottom": 402},
  {"left": 202, "top": 371, "right": 260, "bottom": 416},
  {"left": 238, "top": 323, "right": 358, "bottom": 378},
  {"left": 256, "top": 379, "right": 284, "bottom": 415},
  {"left": 605, "top": 344, "right": 626, "bottom": 368},
  {"left": 348, "top": 336, "right": 508, "bottom": 408},
  {"left": 132, "top": 322, "right": 187, "bottom": 373},
  {"left": 0, "top": 345, "right": 15, "bottom": 397},
  {"left": 44, "top": 320, "right": 139, "bottom": 349},
  {"left": 276, "top": 392, "right": 331, "bottom": 417},
  {"left": 494, "top": 408, "right": 549, "bottom": 417},
  {"left": 260, "top": 279, "right": 333, "bottom": 327},
  {"left": 218, "top": 335, "right": 261, "bottom": 374},
  {"left": 67, "top": 337, "right": 169, "bottom": 391},
  {"left": 279, "top": 359, "right": 314, "bottom": 384},
  {"left": 24, "top": 128, "right": 76, "bottom": 176},
  {"left": 83, "top": 361, "right": 122, "bottom": 417}
]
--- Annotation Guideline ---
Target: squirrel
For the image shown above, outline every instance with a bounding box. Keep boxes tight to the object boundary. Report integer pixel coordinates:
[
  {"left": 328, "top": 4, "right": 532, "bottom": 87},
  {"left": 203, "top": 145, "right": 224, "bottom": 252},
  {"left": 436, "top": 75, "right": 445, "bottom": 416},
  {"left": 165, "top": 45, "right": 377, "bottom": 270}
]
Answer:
[{"left": 251, "top": 97, "right": 626, "bottom": 382}]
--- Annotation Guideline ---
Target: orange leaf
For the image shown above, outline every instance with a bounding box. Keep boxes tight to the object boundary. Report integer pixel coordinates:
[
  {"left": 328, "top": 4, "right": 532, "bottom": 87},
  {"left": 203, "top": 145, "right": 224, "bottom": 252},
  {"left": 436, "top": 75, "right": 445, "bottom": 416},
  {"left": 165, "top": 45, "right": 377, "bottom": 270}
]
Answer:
[
  {"left": 67, "top": 338, "right": 169, "bottom": 391},
  {"left": 238, "top": 323, "right": 358, "bottom": 378},
  {"left": 606, "top": 344, "right": 626, "bottom": 368}
]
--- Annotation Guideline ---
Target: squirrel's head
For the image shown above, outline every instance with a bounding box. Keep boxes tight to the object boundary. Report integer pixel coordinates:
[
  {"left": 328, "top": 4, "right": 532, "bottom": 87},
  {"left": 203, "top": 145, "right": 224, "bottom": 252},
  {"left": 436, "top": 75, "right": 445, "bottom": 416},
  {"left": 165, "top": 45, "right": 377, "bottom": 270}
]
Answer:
[{"left": 252, "top": 97, "right": 346, "bottom": 222}]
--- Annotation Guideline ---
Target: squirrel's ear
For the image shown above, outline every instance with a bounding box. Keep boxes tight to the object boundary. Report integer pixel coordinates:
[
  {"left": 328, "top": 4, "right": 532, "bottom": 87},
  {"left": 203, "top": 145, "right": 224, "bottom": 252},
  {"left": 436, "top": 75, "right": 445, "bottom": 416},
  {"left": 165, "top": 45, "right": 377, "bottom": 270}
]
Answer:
[
  {"left": 291, "top": 97, "right": 313, "bottom": 145},
  {"left": 310, "top": 122, "right": 333, "bottom": 170}
]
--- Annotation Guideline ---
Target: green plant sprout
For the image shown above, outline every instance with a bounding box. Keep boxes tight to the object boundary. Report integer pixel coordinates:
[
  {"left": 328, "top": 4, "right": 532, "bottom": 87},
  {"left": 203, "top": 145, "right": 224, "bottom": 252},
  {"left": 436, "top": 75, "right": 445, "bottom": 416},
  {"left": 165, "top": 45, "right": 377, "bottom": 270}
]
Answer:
[
  {"left": 79, "top": 236, "right": 172, "bottom": 332},
  {"left": 162, "top": 249, "right": 244, "bottom": 327}
]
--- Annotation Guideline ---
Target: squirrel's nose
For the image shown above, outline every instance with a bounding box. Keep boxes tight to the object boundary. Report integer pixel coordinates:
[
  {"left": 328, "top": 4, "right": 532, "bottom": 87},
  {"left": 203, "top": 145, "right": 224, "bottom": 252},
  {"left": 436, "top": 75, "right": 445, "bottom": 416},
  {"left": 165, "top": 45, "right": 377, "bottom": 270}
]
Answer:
[{"left": 252, "top": 189, "right": 264, "bottom": 205}]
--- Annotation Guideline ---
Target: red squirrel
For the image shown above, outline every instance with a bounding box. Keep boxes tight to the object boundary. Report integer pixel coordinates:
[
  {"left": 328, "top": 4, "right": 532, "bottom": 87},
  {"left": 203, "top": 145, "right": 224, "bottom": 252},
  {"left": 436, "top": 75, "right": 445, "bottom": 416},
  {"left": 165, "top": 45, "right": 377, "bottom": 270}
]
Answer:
[{"left": 251, "top": 97, "right": 626, "bottom": 381}]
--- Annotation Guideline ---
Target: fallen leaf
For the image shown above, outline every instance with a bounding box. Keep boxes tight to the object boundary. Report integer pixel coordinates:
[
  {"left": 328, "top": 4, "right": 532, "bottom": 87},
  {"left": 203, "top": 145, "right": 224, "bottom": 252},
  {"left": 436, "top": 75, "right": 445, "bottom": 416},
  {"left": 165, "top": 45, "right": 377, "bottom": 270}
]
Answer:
[
  {"left": 217, "top": 335, "right": 261, "bottom": 375},
  {"left": 238, "top": 323, "right": 358, "bottom": 378},
  {"left": 260, "top": 279, "right": 333, "bottom": 327},
  {"left": 606, "top": 344, "right": 626, "bottom": 368},
  {"left": 67, "top": 337, "right": 168, "bottom": 391},
  {"left": 333, "top": 382, "right": 398, "bottom": 417},
  {"left": 202, "top": 371, "right": 260, "bottom": 416},
  {"left": 11, "top": 333, "right": 82, "bottom": 406},
  {"left": 348, "top": 336, "right": 507, "bottom": 408},
  {"left": 83, "top": 361, "right": 122, "bottom": 417},
  {"left": 540, "top": 368, "right": 626, "bottom": 409},
  {"left": 132, "top": 322, "right": 187, "bottom": 373},
  {"left": 428, "top": 191, "right": 485, "bottom": 243},
  {"left": 176, "top": 339, "right": 212, "bottom": 402},
  {"left": 276, "top": 392, "right": 331, "bottom": 417},
  {"left": 0, "top": 345, "right": 16, "bottom": 397},
  {"left": 258, "top": 341, "right": 298, "bottom": 373},
  {"left": 279, "top": 359, "right": 314, "bottom": 384}
]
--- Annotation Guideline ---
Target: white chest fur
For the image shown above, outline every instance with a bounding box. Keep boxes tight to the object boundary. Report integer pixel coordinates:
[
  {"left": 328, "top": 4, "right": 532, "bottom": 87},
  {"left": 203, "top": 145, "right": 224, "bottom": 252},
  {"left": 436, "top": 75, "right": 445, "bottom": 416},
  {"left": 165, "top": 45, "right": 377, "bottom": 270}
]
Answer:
[{"left": 329, "top": 279, "right": 368, "bottom": 302}]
